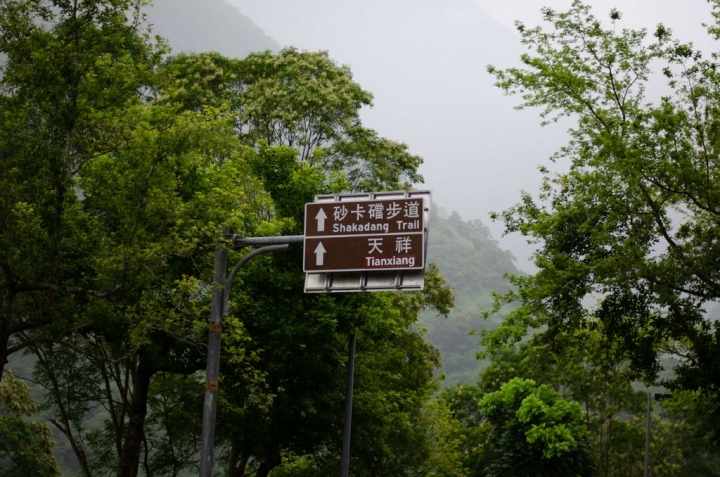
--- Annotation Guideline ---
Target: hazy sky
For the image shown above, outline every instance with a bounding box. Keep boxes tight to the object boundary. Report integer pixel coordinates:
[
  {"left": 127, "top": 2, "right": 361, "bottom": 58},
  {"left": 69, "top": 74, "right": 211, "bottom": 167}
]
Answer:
[
  {"left": 481, "top": 0, "right": 713, "bottom": 45},
  {"left": 228, "top": 0, "right": 716, "bottom": 270}
]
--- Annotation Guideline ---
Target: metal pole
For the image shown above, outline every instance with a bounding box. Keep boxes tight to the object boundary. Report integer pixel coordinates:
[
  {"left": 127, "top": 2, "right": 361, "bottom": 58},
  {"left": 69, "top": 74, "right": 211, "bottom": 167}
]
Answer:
[
  {"left": 229, "top": 234, "right": 304, "bottom": 249},
  {"left": 223, "top": 245, "right": 289, "bottom": 315},
  {"left": 199, "top": 234, "right": 228, "bottom": 477},
  {"left": 341, "top": 334, "right": 357, "bottom": 477},
  {"left": 199, "top": 236, "right": 299, "bottom": 477},
  {"left": 644, "top": 391, "right": 651, "bottom": 477}
]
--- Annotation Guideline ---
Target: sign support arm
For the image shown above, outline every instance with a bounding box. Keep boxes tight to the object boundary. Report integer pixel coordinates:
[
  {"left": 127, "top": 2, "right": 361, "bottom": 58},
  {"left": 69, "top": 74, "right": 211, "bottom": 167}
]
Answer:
[{"left": 199, "top": 235, "right": 302, "bottom": 477}]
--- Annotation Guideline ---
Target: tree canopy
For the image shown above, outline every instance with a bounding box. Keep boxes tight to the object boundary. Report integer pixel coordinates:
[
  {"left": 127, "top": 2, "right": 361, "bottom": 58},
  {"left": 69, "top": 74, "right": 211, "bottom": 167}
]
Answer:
[
  {"left": 0, "top": 1, "right": 455, "bottom": 476},
  {"left": 484, "top": 0, "right": 720, "bottom": 420},
  {"left": 9, "top": 0, "right": 720, "bottom": 475}
]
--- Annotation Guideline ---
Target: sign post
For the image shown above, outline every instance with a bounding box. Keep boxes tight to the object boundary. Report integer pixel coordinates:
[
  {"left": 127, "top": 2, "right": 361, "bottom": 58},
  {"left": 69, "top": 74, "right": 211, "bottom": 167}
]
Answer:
[
  {"left": 302, "top": 190, "right": 431, "bottom": 477},
  {"left": 199, "top": 235, "right": 303, "bottom": 477},
  {"left": 340, "top": 334, "right": 356, "bottom": 477},
  {"left": 199, "top": 191, "right": 431, "bottom": 477}
]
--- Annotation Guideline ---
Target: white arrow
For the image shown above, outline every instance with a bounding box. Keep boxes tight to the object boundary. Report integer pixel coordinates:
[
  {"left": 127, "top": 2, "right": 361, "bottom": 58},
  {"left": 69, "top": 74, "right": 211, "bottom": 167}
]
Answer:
[
  {"left": 314, "top": 242, "right": 326, "bottom": 266},
  {"left": 315, "top": 208, "right": 327, "bottom": 232}
]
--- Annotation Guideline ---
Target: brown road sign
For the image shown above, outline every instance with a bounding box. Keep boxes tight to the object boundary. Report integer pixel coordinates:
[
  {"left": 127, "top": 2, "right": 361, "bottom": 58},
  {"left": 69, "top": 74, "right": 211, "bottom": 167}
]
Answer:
[
  {"left": 303, "top": 196, "right": 427, "bottom": 273},
  {"left": 305, "top": 198, "right": 424, "bottom": 238},
  {"left": 304, "top": 234, "right": 424, "bottom": 273}
]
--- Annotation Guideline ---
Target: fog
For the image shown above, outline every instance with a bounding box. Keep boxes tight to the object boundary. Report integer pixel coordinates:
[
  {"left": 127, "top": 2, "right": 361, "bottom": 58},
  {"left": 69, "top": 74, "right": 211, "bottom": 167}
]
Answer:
[{"left": 228, "top": 0, "right": 716, "bottom": 271}]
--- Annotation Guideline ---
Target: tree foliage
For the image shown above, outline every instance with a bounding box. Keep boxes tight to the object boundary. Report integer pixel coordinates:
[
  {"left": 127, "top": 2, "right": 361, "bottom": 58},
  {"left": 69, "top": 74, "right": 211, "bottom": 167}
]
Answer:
[
  {"left": 0, "top": 2, "right": 264, "bottom": 475},
  {"left": 420, "top": 208, "right": 519, "bottom": 386},
  {"left": 0, "top": 372, "right": 60, "bottom": 476},
  {"left": 479, "top": 377, "right": 593, "bottom": 476},
  {"left": 484, "top": 0, "right": 720, "bottom": 429},
  {"left": 0, "top": 2, "right": 457, "bottom": 476},
  {"left": 442, "top": 330, "right": 720, "bottom": 476}
]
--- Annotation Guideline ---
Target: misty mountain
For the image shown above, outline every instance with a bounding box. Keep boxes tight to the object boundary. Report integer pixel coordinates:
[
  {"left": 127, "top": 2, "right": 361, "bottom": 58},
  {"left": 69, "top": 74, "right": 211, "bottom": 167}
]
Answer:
[
  {"left": 146, "top": 0, "right": 278, "bottom": 58},
  {"left": 422, "top": 208, "right": 519, "bottom": 386}
]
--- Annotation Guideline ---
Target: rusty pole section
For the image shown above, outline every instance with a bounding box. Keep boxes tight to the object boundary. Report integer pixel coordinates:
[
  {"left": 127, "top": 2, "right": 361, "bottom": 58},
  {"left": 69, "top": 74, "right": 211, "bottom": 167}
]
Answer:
[{"left": 199, "top": 233, "right": 228, "bottom": 476}]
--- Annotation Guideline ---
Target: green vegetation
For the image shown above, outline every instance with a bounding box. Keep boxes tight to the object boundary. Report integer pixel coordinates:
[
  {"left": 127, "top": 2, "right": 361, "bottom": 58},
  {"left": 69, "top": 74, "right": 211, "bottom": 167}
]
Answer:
[
  {"left": 441, "top": 336, "right": 720, "bottom": 476},
  {"left": 0, "top": 1, "right": 450, "bottom": 475},
  {"left": 3, "top": 0, "right": 720, "bottom": 475},
  {"left": 0, "top": 373, "right": 60, "bottom": 476},
  {"left": 484, "top": 0, "right": 720, "bottom": 441},
  {"left": 471, "top": 0, "right": 720, "bottom": 474},
  {"left": 421, "top": 209, "right": 519, "bottom": 386},
  {"left": 478, "top": 377, "right": 593, "bottom": 476}
]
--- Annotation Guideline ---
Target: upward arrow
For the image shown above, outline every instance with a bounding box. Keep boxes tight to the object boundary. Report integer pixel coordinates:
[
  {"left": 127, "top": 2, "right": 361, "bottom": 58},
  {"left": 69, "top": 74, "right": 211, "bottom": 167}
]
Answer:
[
  {"left": 314, "top": 242, "right": 326, "bottom": 266},
  {"left": 315, "top": 208, "right": 328, "bottom": 232}
]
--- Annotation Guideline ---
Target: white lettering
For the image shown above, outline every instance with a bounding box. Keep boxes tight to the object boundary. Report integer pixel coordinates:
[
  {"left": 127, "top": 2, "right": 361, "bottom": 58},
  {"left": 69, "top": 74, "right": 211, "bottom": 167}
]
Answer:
[
  {"left": 333, "top": 222, "right": 389, "bottom": 233},
  {"left": 364, "top": 256, "right": 416, "bottom": 267},
  {"left": 334, "top": 205, "right": 348, "bottom": 221},
  {"left": 369, "top": 203, "right": 384, "bottom": 219},
  {"left": 404, "top": 201, "right": 420, "bottom": 218},
  {"left": 395, "top": 236, "right": 412, "bottom": 253},
  {"left": 387, "top": 202, "right": 402, "bottom": 219},
  {"left": 368, "top": 238, "right": 383, "bottom": 254},
  {"left": 351, "top": 203, "right": 365, "bottom": 220},
  {"left": 395, "top": 220, "right": 421, "bottom": 231}
]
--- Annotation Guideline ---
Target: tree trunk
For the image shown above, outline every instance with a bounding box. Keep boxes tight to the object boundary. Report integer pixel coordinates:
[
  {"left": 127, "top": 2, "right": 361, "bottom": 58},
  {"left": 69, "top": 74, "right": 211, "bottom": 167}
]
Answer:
[
  {"left": 227, "top": 443, "right": 249, "bottom": 477},
  {"left": 255, "top": 450, "right": 281, "bottom": 477},
  {"left": 255, "top": 384, "right": 282, "bottom": 477},
  {"left": 0, "top": 324, "right": 10, "bottom": 381},
  {"left": 118, "top": 361, "right": 154, "bottom": 477},
  {"left": 0, "top": 282, "right": 15, "bottom": 381}
]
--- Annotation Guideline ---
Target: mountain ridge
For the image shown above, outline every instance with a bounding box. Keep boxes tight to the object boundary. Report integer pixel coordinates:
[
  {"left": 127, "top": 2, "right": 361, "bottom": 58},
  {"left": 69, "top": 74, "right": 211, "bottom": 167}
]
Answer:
[{"left": 146, "top": 0, "right": 279, "bottom": 58}]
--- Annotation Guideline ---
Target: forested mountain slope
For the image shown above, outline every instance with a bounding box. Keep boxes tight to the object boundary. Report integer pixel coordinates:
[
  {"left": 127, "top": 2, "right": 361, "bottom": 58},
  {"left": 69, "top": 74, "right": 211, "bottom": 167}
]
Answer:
[
  {"left": 422, "top": 208, "right": 519, "bottom": 386},
  {"left": 146, "top": 0, "right": 278, "bottom": 57}
]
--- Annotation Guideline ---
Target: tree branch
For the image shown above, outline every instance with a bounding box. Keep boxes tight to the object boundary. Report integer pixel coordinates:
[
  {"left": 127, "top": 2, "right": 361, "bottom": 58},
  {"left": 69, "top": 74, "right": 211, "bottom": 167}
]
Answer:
[{"left": 15, "top": 282, "right": 119, "bottom": 299}]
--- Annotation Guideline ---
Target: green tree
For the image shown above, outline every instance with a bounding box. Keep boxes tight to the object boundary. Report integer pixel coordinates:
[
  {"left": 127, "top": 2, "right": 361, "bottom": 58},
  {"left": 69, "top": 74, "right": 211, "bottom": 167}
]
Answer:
[
  {"left": 475, "top": 335, "right": 645, "bottom": 476},
  {"left": 2, "top": 4, "right": 451, "bottom": 476},
  {"left": 214, "top": 141, "right": 452, "bottom": 476},
  {"left": 438, "top": 382, "right": 489, "bottom": 477},
  {"left": 13, "top": 41, "right": 448, "bottom": 477},
  {"left": 479, "top": 377, "right": 593, "bottom": 477},
  {"left": 445, "top": 325, "right": 720, "bottom": 475},
  {"left": 0, "top": 372, "right": 60, "bottom": 476},
  {"left": 163, "top": 48, "right": 424, "bottom": 192},
  {"left": 0, "top": 0, "right": 162, "bottom": 373},
  {"left": 443, "top": 327, "right": 640, "bottom": 477},
  {"left": 157, "top": 46, "right": 452, "bottom": 476},
  {"left": 420, "top": 208, "right": 519, "bottom": 386},
  {"left": 652, "top": 391, "right": 720, "bottom": 476},
  {"left": 0, "top": 2, "right": 261, "bottom": 475},
  {"left": 484, "top": 0, "right": 720, "bottom": 440},
  {"left": 143, "top": 373, "right": 205, "bottom": 476}
]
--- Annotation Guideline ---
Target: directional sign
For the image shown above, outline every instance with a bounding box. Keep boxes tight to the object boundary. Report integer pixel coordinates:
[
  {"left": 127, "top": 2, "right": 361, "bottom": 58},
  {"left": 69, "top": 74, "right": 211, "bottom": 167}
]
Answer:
[
  {"left": 303, "top": 197, "right": 426, "bottom": 273},
  {"left": 315, "top": 208, "right": 327, "bottom": 232},
  {"left": 305, "top": 234, "right": 424, "bottom": 272},
  {"left": 314, "top": 241, "right": 327, "bottom": 266}
]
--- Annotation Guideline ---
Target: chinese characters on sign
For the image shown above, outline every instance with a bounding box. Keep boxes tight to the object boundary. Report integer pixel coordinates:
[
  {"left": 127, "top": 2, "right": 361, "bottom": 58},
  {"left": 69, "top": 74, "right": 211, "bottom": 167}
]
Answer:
[{"left": 303, "top": 198, "right": 426, "bottom": 273}]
